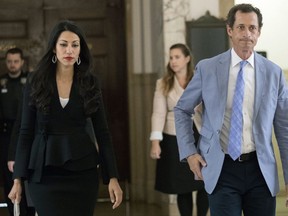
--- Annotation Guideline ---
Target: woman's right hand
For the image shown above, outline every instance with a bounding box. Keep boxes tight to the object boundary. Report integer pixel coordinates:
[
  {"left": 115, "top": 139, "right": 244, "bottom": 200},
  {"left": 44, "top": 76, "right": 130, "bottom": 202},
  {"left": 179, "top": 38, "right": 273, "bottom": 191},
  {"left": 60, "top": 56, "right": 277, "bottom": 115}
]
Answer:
[
  {"left": 150, "top": 140, "right": 161, "bottom": 159},
  {"left": 8, "top": 179, "right": 22, "bottom": 204}
]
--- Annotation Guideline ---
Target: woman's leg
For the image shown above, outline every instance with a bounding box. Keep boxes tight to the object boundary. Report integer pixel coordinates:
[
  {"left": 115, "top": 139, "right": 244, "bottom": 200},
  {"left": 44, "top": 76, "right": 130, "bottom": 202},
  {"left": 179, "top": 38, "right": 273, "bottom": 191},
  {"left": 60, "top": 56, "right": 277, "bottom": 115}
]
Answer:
[
  {"left": 177, "top": 192, "right": 193, "bottom": 216},
  {"left": 196, "top": 188, "right": 209, "bottom": 216}
]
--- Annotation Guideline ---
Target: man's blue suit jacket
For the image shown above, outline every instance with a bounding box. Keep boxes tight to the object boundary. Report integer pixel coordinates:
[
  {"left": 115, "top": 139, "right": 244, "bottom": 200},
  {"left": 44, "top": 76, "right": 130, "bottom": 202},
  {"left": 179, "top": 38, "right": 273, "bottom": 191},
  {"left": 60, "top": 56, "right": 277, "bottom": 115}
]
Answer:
[{"left": 174, "top": 49, "right": 288, "bottom": 196}]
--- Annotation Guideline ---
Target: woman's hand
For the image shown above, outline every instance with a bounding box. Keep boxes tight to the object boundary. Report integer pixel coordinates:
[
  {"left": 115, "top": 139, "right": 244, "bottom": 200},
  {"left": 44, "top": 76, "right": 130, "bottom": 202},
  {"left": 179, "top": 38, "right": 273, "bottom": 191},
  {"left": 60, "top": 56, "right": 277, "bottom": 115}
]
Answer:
[
  {"left": 150, "top": 140, "right": 161, "bottom": 159},
  {"left": 8, "top": 179, "right": 22, "bottom": 204},
  {"left": 108, "top": 178, "right": 123, "bottom": 209},
  {"left": 7, "top": 161, "right": 15, "bottom": 173}
]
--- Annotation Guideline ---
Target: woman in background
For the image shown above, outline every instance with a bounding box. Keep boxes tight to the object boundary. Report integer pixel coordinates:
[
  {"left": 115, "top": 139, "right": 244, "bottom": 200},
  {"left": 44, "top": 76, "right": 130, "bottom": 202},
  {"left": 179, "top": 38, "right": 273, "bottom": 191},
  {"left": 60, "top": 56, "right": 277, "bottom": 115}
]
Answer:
[{"left": 150, "top": 43, "right": 209, "bottom": 216}]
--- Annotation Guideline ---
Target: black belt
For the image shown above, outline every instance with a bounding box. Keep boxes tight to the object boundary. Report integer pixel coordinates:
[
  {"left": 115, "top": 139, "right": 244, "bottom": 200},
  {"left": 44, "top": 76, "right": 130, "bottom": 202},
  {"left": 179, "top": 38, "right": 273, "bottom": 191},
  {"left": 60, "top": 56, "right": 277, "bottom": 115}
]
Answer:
[
  {"left": 225, "top": 151, "right": 257, "bottom": 162},
  {"left": 32, "top": 127, "right": 86, "bottom": 183}
]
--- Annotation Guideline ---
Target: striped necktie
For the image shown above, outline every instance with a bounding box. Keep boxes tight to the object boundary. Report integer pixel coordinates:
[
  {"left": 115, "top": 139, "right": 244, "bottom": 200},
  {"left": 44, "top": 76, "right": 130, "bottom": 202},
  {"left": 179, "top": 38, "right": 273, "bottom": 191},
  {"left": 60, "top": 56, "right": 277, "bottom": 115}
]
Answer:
[{"left": 228, "top": 60, "right": 248, "bottom": 160}]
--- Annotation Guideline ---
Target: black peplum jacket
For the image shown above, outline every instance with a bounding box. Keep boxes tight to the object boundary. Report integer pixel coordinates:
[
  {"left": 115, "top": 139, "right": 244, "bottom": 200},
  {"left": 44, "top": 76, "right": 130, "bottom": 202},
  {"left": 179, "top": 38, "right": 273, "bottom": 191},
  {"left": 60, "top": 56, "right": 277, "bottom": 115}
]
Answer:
[{"left": 13, "top": 73, "right": 119, "bottom": 184}]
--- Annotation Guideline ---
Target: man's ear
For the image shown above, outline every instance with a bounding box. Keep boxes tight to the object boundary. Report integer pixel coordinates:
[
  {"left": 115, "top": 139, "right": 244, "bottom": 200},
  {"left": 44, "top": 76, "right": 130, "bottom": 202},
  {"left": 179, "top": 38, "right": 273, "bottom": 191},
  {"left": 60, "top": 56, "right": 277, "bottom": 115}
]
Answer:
[{"left": 226, "top": 25, "right": 232, "bottom": 37}]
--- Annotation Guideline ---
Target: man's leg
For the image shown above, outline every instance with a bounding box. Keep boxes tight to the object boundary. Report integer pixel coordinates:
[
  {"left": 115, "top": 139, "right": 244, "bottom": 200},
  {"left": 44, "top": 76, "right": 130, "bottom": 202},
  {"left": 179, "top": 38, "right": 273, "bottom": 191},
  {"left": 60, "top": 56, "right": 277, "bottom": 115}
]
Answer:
[
  {"left": 242, "top": 159, "right": 276, "bottom": 216},
  {"left": 208, "top": 158, "right": 244, "bottom": 216}
]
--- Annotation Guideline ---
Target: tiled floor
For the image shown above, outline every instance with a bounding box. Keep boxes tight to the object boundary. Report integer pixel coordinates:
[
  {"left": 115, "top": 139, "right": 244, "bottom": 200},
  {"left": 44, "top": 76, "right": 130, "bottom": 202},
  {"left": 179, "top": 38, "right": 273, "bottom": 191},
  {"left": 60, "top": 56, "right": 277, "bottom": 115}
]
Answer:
[
  {"left": 95, "top": 196, "right": 287, "bottom": 216},
  {"left": 0, "top": 194, "right": 287, "bottom": 216}
]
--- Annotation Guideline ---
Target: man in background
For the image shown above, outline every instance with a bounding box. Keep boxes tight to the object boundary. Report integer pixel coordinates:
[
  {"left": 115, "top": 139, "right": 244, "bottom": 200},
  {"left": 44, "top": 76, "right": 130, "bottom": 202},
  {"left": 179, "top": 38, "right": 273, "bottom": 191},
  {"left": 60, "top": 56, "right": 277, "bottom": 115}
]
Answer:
[{"left": 0, "top": 48, "right": 35, "bottom": 216}]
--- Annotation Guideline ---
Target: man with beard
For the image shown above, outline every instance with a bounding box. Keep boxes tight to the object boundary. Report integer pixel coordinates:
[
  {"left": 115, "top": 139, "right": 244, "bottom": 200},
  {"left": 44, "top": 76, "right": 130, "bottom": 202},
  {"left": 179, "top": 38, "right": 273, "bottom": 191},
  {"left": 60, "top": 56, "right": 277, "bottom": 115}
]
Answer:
[{"left": 0, "top": 48, "right": 35, "bottom": 216}]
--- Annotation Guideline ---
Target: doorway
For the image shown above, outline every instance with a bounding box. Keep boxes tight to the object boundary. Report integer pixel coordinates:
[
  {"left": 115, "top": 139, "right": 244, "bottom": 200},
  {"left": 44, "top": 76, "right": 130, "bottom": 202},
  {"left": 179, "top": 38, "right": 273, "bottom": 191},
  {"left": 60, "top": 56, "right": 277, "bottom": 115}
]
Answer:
[{"left": 0, "top": 0, "right": 129, "bottom": 203}]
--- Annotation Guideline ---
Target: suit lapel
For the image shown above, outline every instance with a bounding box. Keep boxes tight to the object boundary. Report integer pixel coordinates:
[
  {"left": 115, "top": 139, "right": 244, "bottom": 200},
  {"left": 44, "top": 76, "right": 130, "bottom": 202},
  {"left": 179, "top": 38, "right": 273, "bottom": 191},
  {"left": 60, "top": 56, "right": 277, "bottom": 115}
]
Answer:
[
  {"left": 253, "top": 54, "right": 266, "bottom": 121},
  {"left": 214, "top": 51, "right": 231, "bottom": 127}
]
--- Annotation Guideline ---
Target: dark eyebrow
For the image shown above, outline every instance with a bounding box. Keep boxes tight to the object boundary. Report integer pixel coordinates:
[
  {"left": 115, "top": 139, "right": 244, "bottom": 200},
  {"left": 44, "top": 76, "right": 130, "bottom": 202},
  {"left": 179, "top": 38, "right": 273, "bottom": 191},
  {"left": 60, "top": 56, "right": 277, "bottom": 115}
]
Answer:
[{"left": 58, "top": 40, "right": 80, "bottom": 43}]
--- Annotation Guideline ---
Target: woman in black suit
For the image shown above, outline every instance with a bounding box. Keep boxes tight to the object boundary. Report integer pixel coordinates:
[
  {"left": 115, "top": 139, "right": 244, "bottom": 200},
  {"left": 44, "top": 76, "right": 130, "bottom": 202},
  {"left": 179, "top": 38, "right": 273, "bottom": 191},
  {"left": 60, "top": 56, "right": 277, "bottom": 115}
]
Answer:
[{"left": 8, "top": 20, "right": 123, "bottom": 216}]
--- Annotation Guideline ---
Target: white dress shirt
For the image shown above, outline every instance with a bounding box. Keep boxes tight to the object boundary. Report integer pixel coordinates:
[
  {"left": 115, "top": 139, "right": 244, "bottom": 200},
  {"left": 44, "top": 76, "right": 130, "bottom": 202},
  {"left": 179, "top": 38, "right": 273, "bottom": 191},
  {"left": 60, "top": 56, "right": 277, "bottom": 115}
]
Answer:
[{"left": 220, "top": 48, "right": 256, "bottom": 154}]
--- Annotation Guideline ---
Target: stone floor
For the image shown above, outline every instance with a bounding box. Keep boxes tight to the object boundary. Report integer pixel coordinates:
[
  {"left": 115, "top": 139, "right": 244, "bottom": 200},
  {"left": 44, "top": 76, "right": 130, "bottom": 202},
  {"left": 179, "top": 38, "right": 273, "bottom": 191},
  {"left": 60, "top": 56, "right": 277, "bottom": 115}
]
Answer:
[{"left": 0, "top": 193, "right": 287, "bottom": 216}]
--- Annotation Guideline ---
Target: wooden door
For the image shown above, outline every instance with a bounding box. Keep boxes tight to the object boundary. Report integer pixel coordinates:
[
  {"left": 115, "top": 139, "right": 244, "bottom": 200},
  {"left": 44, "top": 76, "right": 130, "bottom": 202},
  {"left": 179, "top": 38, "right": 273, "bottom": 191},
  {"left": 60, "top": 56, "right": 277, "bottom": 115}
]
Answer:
[{"left": 0, "top": 0, "right": 129, "bottom": 190}]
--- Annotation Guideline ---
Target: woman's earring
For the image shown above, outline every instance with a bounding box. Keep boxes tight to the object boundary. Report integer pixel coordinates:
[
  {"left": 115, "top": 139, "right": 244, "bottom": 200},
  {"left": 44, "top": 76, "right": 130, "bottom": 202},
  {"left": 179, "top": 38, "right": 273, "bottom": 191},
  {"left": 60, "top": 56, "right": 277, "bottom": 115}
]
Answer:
[
  {"left": 77, "top": 57, "right": 81, "bottom": 65},
  {"left": 52, "top": 55, "right": 57, "bottom": 63}
]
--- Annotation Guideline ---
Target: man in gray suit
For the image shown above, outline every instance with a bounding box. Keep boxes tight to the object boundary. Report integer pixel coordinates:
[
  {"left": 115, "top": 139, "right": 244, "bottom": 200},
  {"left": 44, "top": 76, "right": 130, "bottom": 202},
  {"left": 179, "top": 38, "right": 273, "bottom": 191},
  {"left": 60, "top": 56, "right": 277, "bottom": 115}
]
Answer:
[{"left": 174, "top": 3, "right": 288, "bottom": 216}]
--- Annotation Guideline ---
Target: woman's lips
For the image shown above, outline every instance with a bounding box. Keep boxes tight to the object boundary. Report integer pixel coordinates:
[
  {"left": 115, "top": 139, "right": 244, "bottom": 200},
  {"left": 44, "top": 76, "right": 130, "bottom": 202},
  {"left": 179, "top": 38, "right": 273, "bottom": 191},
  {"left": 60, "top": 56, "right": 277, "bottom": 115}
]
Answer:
[{"left": 64, "top": 57, "right": 74, "bottom": 61}]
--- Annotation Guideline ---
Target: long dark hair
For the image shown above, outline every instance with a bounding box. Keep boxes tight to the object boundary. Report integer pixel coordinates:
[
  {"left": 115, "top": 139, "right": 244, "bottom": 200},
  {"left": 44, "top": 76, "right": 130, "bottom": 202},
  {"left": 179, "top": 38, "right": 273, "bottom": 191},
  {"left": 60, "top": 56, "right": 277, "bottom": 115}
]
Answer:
[
  {"left": 30, "top": 20, "right": 100, "bottom": 115},
  {"left": 162, "top": 43, "right": 194, "bottom": 95}
]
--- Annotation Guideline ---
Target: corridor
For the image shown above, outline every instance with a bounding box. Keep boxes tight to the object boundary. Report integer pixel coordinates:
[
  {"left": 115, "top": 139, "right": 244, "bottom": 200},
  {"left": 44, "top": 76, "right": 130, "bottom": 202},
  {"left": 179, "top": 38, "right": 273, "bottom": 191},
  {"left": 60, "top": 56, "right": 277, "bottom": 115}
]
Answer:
[{"left": 0, "top": 193, "right": 287, "bottom": 216}]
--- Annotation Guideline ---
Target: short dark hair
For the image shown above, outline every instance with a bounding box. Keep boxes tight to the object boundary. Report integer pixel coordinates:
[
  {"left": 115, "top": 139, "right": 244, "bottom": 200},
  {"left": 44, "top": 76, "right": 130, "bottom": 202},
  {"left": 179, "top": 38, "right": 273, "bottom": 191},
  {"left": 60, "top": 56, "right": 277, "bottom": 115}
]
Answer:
[
  {"left": 226, "top": 3, "right": 263, "bottom": 29},
  {"left": 5, "top": 47, "right": 24, "bottom": 59}
]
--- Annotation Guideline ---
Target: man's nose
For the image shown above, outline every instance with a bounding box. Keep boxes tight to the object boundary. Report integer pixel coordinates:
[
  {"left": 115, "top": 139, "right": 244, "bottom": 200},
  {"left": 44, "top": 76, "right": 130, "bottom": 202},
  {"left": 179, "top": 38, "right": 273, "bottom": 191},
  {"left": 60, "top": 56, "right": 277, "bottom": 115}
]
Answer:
[{"left": 243, "top": 27, "right": 252, "bottom": 37}]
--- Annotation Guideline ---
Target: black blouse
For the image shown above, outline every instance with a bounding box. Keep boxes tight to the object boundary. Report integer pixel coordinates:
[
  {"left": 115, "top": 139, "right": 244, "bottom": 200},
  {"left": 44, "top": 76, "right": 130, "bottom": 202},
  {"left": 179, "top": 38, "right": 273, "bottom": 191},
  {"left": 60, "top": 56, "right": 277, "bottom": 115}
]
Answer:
[{"left": 13, "top": 74, "right": 118, "bottom": 184}]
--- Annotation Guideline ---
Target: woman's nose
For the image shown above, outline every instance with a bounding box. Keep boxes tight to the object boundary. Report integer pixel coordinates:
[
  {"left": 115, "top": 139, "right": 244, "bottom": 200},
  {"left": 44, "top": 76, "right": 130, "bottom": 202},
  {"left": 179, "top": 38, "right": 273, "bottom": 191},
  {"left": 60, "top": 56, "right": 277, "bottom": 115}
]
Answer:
[{"left": 66, "top": 46, "right": 72, "bottom": 54}]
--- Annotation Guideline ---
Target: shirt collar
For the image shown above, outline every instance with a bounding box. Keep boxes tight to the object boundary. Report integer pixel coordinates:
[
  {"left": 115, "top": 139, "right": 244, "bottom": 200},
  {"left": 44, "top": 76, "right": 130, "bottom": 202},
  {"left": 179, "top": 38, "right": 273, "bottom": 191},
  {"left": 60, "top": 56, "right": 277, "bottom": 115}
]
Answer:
[{"left": 231, "top": 48, "right": 255, "bottom": 68}]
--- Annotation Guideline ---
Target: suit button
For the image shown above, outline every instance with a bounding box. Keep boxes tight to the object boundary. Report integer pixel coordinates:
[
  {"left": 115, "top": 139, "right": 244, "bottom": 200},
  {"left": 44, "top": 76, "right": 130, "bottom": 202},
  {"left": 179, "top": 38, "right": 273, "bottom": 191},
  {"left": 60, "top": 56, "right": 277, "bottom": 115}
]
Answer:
[{"left": 217, "top": 130, "right": 220, "bottom": 134}]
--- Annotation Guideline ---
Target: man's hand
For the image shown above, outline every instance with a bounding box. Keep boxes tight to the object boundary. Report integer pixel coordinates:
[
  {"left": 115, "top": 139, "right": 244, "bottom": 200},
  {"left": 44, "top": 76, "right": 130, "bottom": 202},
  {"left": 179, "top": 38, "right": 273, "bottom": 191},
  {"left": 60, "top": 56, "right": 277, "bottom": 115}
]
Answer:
[{"left": 187, "top": 153, "right": 207, "bottom": 180}]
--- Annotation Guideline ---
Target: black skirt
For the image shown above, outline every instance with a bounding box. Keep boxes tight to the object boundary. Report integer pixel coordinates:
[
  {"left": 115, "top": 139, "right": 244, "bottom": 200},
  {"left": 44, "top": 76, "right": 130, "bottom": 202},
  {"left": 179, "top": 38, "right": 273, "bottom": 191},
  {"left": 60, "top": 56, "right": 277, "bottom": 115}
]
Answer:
[
  {"left": 28, "top": 166, "right": 99, "bottom": 216},
  {"left": 155, "top": 133, "right": 204, "bottom": 194}
]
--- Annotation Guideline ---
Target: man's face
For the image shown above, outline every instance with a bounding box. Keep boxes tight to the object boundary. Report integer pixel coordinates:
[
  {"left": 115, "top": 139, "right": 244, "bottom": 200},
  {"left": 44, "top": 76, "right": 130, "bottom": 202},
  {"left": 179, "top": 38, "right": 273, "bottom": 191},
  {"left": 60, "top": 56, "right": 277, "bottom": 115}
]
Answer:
[
  {"left": 5, "top": 53, "right": 24, "bottom": 75},
  {"left": 227, "top": 11, "right": 261, "bottom": 58}
]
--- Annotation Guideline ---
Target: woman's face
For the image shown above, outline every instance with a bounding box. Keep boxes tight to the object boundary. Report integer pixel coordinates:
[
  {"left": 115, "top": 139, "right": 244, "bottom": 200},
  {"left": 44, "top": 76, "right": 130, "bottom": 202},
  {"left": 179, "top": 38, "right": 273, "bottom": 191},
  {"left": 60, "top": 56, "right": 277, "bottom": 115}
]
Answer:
[
  {"left": 54, "top": 31, "right": 80, "bottom": 67},
  {"left": 169, "top": 48, "right": 190, "bottom": 73}
]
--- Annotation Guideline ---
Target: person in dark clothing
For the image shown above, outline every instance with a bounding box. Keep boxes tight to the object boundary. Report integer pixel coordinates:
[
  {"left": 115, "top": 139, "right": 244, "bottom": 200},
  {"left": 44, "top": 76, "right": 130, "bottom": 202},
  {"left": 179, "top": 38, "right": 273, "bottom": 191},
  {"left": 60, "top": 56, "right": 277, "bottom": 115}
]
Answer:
[
  {"left": 0, "top": 47, "right": 35, "bottom": 216},
  {"left": 8, "top": 20, "right": 123, "bottom": 216}
]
